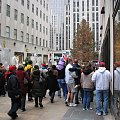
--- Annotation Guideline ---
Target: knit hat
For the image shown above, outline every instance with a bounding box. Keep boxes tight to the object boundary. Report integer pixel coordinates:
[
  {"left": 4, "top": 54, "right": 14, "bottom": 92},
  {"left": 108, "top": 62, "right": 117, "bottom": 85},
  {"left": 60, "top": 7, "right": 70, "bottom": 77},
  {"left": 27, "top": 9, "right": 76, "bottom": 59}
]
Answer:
[
  {"left": 9, "top": 65, "right": 16, "bottom": 72},
  {"left": 99, "top": 62, "right": 105, "bottom": 67},
  {"left": 34, "top": 65, "right": 39, "bottom": 70}
]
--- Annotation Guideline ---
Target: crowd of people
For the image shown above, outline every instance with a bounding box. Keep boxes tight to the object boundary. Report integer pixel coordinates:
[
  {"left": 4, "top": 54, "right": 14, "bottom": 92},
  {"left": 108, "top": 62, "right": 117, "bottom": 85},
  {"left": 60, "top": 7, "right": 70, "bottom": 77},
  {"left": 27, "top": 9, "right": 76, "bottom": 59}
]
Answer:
[{"left": 0, "top": 57, "right": 120, "bottom": 119}]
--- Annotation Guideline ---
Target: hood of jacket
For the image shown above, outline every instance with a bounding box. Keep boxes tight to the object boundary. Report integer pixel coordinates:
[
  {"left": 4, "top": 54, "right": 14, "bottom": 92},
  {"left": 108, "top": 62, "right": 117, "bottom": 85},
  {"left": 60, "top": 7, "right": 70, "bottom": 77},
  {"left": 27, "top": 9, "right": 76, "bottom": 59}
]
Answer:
[
  {"left": 98, "top": 67, "right": 106, "bottom": 73},
  {"left": 116, "top": 67, "right": 120, "bottom": 73},
  {"left": 83, "top": 69, "right": 93, "bottom": 75},
  {"left": 24, "top": 64, "right": 32, "bottom": 71}
]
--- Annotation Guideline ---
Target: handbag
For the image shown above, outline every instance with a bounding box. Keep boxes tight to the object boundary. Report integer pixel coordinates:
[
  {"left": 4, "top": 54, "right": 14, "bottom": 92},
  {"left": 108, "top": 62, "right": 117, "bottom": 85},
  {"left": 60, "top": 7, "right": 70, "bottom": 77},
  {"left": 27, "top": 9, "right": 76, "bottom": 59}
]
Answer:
[{"left": 24, "top": 78, "right": 28, "bottom": 85}]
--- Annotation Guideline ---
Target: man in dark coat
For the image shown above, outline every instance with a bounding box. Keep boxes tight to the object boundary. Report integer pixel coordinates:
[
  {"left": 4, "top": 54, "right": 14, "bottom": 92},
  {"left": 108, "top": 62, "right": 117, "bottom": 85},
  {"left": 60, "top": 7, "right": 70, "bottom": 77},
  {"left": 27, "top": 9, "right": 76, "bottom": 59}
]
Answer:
[{"left": 7, "top": 65, "right": 21, "bottom": 119}]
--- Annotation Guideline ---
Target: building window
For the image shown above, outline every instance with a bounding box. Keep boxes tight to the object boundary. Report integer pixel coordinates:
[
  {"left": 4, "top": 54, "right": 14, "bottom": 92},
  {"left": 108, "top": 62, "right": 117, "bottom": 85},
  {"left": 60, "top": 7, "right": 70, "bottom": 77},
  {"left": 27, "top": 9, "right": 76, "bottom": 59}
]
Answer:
[
  {"left": 0, "top": 0, "right": 2, "bottom": 13},
  {"left": 40, "top": 0, "right": 42, "bottom": 5},
  {"left": 26, "top": 33, "right": 29, "bottom": 42},
  {"left": 40, "top": 38, "right": 41, "bottom": 46},
  {"left": 14, "top": 9, "right": 18, "bottom": 20},
  {"left": 73, "top": 2, "right": 75, "bottom": 7},
  {"left": 43, "top": 13, "right": 45, "bottom": 21},
  {"left": 87, "top": 0, "right": 89, "bottom": 11},
  {"left": 6, "top": 4, "right": 10, "bottom": 17},
  {"left": 32, "top": 4, "right": 34, "bottom": 13},
  {"left": 96, "top": 7, "right": 98, "bottom": 11},
  {"left": 77, "top": 13, "right": 79, "bottom": 22},
  {"left": 46, "top": 16, "right": 48, "bottom": 23},
  {"left": 73, "top": 13, "right": 76, "bottom": 22},
  {"left": 96, "top": 12, "right": 99, "bottom": 21},
  {"left": 14, "top": 29, "right": 17, "bottom": 40},
  {"left": 46, "top": 4, "right": 48, "bottom": 10},
  {"left": 40, "top": 24, "right": 42, "bottom": 32},
  {"left": 82, "top": 1, "right": 84, "bottom": 11},
  {"left": 27, "top": 16, "right": 29, "bottom": 26},
  {"left": 43, "top": 0, "right": 45, "bottom": 8},
  {"left": 46, "top": 41, "right": 48, "bottom": 47},
  {"left": 27, "top": 0, "right": 30, "bottom": 9},
  {"left": 96, "top": 0, "right": 98, "bottom": 6},
  {"left": 6, "top": 26, "right": 10, "bottom": 38},
  {"left": 77, "top": 2, "right": 79, "bottom": 7},
  {"left": 43, "top": 26, "right": 45, "bottom": 34},
  {"left": 92, "top": 12, "right": 95, "bottom": 22},
  {"left": 118, "top": 11, "right": 120, "bottom": 21},
  {"left": 32, "top": 19, "right": 34, "bottom": 28},
  {"left": 43, "top": 39, "right": 45, "bottom": 47},
  {"left": 92, "top": 0, "right": 94, "bottom": 6},
  {"left": 87, "top": 13, "right": 89, "bottom": 21},
  {"left": 92, "top": 7, "right": 95, "bottom": 11},
  {"left": 46, "top": 28, "right": 48, "bottom": 35},
  {"left": 40, "top": 10, "right": 42, "bottom": 18},
  {"left": 36, "top": 22, "right": 38, "bottom": 30},
  {"left": 36, "top": 37, "right": 38, "bottom": 45},
  {"left": 21, "top": 31, "right": 24, "bottom": 41},
  {"left": 21, "top": 13, "right": 24, "bottom": 23},
  {"left": 36, "top": 7, "right": 38, "bottom": 16},
  {"left": 31, "top": 35, "right": 34, "bottom": 44},
  {"left": 21, "top": 0, "right": 24, "bottom": 6}
]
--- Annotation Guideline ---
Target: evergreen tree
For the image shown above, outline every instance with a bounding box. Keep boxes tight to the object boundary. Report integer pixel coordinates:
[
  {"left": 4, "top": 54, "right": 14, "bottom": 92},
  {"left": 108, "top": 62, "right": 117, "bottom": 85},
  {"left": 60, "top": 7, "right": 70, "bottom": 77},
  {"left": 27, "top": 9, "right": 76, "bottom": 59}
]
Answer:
[{"left": 71, "top": 19, "right": 95, "bottom": 62}]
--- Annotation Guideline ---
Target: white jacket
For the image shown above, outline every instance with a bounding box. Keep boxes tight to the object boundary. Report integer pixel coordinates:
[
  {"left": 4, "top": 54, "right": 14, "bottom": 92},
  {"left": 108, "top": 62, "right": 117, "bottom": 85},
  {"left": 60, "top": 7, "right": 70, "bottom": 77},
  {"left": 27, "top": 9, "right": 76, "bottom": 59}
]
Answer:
[
  {"left": 92, "top": 67, "right": 111, "bottom": 90},
  {"left": 114, "top": 67, "right": 120, "bottom": 90},
  {"left": 65, "top": 63, "right": 74, "bottom": 84}
]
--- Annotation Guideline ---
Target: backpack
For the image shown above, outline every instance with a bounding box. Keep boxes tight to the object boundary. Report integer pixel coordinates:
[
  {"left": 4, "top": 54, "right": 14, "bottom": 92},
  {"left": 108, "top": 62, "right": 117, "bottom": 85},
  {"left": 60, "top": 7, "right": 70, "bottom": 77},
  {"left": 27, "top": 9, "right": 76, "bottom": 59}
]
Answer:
[{"left": 26, "top": 68, "right": 31, "bottom": 77}]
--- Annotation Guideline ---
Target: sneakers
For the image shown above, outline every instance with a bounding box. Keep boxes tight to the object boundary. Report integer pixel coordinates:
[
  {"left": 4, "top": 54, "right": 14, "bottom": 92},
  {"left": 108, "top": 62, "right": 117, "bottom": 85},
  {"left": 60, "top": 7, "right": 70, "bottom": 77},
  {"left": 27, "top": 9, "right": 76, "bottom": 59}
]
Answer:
[
  {"left": 96, "top": 112, "right": 101, "bottom": 116},
  {"left": 83, "top": 108, "right": 86, "bottom": 111},
  {"left": 69, "top": 103, "right": 77, "bottom": 107},
  {"left": 103, "top": 112, "right": 108, "bottom": 116},
  {"left": 86, "top": 107, "right": 93, "bottom": 110}
]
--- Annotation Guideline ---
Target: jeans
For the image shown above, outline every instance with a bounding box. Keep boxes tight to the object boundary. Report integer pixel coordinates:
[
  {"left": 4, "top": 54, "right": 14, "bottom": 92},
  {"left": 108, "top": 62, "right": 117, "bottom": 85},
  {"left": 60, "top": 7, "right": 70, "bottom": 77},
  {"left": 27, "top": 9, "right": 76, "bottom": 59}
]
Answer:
[
  {"left": 57, "top": 79, "right": 68, "bottom": 101},
  {"left": 83, "top": 89, "right": 93, "bottom": 109},
  {"left": 114, "top": 90, "right": 120, "bottom": 114},
  {"left": 96, "top": 90, "right": 109, "bottom": 113},
  {"left": 8, "top": 98, "right": 21, "bottom": 116},
  {"left": 21, "top": 94, "right": 26, "bottom": 110},
  {"left": 75, "top": 87, "right": 80, "bottom": 104}
]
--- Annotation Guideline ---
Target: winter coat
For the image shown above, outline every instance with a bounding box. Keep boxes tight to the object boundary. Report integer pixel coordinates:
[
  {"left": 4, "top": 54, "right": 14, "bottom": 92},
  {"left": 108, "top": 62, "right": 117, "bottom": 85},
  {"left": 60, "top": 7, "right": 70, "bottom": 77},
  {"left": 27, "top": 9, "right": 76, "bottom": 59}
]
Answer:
[
  {"left": 16, "top": 70, "right": 30, "bottom": 95},
  {"left": 114, "top": 67, "right": 120, "bottom": 90},
  {"left": 81, "top": 70, "right": 94, "bottom": 90},
  {"left": 31, "top": 69, "right": 46, "bottom": 97},
  {"left": 47, "top": 69, "right": 59, "bottom": 92},
  {"left": 0, "top": 72, "right": 5, "bottom": 87},
  {"left": 92, "top": 67, "right": 112, "bottom": 90},
  {"left": 7, "top": 73, "right": 21, "bottom": 99},
  {"left": 57, "top": 67, "right": 65, "bottom": 79}
]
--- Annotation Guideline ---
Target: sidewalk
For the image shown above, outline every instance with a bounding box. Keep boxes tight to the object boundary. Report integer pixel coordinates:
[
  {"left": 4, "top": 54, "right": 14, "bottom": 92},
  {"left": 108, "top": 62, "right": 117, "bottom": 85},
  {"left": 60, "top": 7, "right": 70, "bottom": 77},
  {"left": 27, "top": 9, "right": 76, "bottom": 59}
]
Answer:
[
  {"left": 62, "top": 102, "right": 115, "bottom": 120},
  {"left": 0, "top": 94, "right": 115, "bottom": 120}
]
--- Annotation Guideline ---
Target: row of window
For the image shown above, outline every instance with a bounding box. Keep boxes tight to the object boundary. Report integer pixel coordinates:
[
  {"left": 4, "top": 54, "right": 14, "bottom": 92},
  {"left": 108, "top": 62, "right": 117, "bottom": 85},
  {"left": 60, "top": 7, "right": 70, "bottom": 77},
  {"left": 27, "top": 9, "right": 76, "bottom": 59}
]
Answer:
[
  {"left": 6, "top": 26, "right": 47, "bottom": 47},
  {"left": 6, "top": 4, "right": 48, "bottom": 23},
  {"left": 15, "top": 0, "right": 48, "bottom": 11}
]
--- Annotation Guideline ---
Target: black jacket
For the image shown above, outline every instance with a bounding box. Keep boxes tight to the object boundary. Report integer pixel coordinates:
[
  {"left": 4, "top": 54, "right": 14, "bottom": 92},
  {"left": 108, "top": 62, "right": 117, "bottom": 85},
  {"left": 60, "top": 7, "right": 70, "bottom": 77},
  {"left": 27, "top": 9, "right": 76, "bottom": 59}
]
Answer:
[{"left": 7, "top": 73, "right": 21, "bottom": 99}]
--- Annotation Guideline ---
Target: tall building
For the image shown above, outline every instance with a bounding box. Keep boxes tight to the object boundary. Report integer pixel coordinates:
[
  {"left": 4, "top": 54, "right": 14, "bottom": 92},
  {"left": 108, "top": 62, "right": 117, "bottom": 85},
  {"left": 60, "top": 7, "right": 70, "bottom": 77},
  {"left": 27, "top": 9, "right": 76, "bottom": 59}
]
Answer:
[
  {"left": 49, "top": 0, "right": 67, "bottom": 51},
  {"left": 64, "top": 0, "right": 100, "bottom": 51},
  {"left": 0, "top": 0, "right": 50, "bottom": 65}
]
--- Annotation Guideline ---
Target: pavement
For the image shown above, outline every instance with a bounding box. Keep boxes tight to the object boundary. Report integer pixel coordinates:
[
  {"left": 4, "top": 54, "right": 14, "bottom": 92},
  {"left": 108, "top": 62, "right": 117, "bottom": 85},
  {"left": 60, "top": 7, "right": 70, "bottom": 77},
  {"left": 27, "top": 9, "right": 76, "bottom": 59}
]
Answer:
[{"left": 0, "top": 93, "right": 115, "bottom": 120}]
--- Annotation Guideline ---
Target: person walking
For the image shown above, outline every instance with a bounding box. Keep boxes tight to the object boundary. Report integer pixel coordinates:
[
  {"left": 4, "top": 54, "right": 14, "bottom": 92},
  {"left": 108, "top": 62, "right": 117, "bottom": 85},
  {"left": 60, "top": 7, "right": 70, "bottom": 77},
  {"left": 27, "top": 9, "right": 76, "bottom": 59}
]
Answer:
[
  {"left": 16, "top": 65, "right": 30, "bottom": 112},
  {"left": 24, "top": 60, "right": 33, "bottom": 101},
  {"left": 7, "top": 65, "right": 21, "bottom": 119},
  {"left": 57, "top": 57, "right": 68, "bottom": 102},
  {"left": 113, "top": 61, "right": 120, "bottom": 115},
  {"left": 65, "top": 58, "right": 77, "bottom": 107},
  {"left": 80, "top": 63, "right": 94, "bottom": 110},
  {"left": 47, "top": 65, "right": 59, "bottom": 103},
  {"left": 31, "top": 65, "right": 46, "bottom": 108},
  {"left": 92, "top": 62, "right": 112, "bottom": 116}
]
